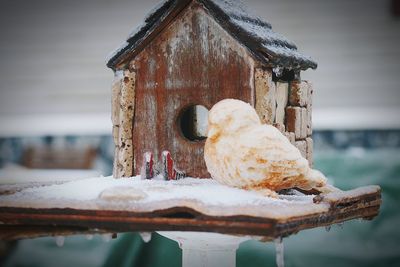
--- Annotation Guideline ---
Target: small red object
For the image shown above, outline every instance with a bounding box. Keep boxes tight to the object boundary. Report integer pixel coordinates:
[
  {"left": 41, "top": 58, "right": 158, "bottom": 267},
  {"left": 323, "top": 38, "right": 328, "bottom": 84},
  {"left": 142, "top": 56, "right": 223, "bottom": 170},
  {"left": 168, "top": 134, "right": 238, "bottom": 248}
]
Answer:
[
  {"left": 162, "top": 151, "right": 176, "bottom": 180},
  {"left": 161, "top": 151, "right": 186, "bottom": 180}
]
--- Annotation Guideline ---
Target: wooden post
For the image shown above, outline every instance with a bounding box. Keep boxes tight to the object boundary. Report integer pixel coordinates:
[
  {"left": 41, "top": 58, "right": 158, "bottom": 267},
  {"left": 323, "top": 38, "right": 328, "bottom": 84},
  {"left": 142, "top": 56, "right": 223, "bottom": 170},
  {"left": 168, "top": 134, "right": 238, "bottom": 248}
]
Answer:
[
  {"left": 255, "top": 68, "right": 276, "bottom": 125},
  {"left": 113, "top": 70, "right": 136, "bottom": 178}
]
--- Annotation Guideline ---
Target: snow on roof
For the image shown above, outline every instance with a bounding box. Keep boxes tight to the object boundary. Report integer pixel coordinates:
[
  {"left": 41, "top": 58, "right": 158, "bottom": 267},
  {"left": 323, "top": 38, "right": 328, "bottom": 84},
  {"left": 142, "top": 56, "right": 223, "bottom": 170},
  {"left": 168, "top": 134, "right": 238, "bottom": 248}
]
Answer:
[{"left": 106, "top": 0, "right": 317, "bottom": 71}]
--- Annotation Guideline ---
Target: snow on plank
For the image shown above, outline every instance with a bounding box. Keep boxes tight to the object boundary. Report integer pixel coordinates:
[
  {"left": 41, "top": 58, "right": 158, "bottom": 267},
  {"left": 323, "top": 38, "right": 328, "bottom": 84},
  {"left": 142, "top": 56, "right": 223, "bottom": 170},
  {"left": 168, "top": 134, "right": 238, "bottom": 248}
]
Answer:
[{"left": 0, "top": 176, "right": 381, "bottom": 240}]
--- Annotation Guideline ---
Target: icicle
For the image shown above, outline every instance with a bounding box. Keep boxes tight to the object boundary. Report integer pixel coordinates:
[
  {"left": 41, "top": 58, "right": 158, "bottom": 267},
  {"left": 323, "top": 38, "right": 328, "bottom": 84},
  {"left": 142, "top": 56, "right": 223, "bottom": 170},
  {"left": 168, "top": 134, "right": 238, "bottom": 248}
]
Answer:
[
  {"left": 141, "top": 152, "right": 154, "bottom": 180},
  {"left": 325, "top": 225, "right": 331, "bottom": 232},
  {"left": 102, "top": 233, "right": 112, "bottom": 242},
  {"left": 274, "top": 237, "right": 284, "bottom": 267},
  {"left": 139, "top": 232, "right": 152, "bottom": 243},
  {"left": 85, "top": 234, "right": 93, "bottom": 240},
  {"left": 55, "top": 236, "right": 65, "bottom": 247}
]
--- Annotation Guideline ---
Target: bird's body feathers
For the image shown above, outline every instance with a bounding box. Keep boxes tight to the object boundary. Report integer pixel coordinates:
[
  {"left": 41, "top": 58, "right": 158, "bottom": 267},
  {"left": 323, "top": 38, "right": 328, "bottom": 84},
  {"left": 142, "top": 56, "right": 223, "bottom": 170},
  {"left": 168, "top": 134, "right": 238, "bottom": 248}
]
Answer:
[{"left": 204, "top": 99, "right": 327, "bottom": 195}]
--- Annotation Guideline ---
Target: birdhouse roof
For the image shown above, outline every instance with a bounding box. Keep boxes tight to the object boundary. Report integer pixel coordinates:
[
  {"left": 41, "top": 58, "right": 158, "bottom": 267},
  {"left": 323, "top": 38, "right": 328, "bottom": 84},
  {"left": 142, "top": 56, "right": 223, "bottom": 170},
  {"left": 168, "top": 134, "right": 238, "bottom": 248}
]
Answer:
[{"left": 106, "top": 0, "right": 317, "bottom": 71}]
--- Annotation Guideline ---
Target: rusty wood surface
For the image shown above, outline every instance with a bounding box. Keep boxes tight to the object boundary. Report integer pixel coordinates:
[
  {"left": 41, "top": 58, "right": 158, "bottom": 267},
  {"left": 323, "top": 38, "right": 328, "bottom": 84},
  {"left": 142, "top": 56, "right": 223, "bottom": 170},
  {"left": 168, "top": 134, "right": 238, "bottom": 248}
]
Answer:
[
  {"left": 131, "top": 2, "right": 255, "bottom": 177},
  {"left": 0, "top": 189, "right": 381, "bottom": 241}
]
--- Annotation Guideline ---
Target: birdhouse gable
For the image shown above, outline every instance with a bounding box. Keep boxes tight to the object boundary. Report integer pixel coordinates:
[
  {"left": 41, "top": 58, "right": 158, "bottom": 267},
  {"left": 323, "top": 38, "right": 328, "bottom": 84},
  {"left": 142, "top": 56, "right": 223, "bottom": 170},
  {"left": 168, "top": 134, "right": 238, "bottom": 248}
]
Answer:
[
  {"left": 108, "top": 0, "right": 318, "bottom": 178},
  {"left": 127, "top": 1, "right": 256, "bottom": 178},
  {"left": 107, "top": 0, "right": 317, "bottom": 71}
]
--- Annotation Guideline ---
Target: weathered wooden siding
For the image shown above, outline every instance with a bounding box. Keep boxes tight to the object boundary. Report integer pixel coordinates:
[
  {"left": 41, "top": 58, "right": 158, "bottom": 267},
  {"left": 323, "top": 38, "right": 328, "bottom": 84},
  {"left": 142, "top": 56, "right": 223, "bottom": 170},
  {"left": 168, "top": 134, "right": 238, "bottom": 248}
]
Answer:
[{"left": 131, "top": 2, "right": 255, "bottom": 177}]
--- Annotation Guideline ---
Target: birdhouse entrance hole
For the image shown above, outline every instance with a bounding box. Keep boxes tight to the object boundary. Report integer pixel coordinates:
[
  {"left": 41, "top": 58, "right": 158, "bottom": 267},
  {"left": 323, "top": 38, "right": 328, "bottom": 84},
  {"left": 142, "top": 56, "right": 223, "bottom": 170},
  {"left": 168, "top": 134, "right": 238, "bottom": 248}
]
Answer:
[{"left": 179, "top": 105, "right": 209, "bottom": 141}]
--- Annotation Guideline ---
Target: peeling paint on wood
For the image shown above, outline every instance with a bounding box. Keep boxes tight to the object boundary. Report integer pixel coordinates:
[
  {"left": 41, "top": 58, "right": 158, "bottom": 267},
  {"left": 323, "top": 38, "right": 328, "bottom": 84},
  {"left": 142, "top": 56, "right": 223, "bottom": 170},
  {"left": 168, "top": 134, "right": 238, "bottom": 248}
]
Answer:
[
  {"left": 131, "top": 3, "right": 254, "bottom": 177},
  {"left": 255, "top": 68, "right": 275, "bottom": 124}
]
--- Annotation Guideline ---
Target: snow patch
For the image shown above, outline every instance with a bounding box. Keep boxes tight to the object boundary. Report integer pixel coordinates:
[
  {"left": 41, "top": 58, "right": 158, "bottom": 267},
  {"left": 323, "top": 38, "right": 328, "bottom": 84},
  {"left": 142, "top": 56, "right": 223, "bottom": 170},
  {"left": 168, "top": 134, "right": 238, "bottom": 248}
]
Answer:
[{"left": 0, "top": 176, "right": 331, "bottom": 220}]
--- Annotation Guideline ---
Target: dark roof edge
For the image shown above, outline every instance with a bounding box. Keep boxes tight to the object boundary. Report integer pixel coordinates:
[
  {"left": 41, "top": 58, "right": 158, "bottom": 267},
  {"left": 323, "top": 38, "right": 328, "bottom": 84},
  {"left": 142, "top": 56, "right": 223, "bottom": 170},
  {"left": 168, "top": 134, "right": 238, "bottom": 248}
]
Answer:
[
  {"left": 106, "top": 0, "right": 191, "bottom": 70},
  {"left": 107, "top": 0, "right": 317, "bottom": 71},
  {"left": 198, "top": 0, "right": 317, "bottom": 71},
  {"left": 197, "top": 0, "right": 272, "bottom": 67}
]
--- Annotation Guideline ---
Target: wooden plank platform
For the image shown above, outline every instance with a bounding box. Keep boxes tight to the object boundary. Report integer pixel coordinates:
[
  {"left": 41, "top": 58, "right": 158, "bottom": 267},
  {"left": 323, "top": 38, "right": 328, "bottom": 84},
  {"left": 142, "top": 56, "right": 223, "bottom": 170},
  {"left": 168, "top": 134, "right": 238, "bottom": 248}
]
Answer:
[{"left": 0, "top": 177, "right": 381, "bottom": 241}]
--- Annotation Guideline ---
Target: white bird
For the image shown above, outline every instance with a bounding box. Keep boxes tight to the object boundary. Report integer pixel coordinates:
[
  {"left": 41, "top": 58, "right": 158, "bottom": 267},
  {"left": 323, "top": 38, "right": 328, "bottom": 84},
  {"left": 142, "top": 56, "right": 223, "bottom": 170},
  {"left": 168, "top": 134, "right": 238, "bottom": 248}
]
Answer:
[{"left": 204, "top": 99, "right": 331, "bottom": 197}]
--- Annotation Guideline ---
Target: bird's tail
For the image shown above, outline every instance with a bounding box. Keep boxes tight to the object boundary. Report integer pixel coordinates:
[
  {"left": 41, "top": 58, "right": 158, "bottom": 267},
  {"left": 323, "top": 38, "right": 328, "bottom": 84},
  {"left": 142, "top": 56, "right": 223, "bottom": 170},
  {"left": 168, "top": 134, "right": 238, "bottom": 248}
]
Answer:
[
  {"left": 307, "top": 169, "right": 328, "bottom": 188},
  {"left": 308, "top": 169, "right": 341, "bottom": 194}
]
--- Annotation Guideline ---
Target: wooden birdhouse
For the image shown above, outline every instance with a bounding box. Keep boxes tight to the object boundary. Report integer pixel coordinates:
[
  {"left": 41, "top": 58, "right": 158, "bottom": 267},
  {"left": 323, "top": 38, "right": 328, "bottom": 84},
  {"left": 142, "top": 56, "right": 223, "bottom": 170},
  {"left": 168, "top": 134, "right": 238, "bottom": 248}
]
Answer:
[
  {"left": 0, "top": 0, "right": 382, "bottom": 245},
  {"left": 107, "top": 0, "right": 318, "bottom": 178}
]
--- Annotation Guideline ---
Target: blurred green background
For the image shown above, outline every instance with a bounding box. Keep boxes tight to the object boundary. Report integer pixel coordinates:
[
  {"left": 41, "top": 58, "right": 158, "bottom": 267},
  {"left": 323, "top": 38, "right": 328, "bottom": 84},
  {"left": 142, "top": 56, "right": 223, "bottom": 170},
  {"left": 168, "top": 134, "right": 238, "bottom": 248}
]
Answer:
[
  {"left": 2, "top": 146, "right": 399, "bottom": 267},
  {"left": 0, "top": 0, "right": 399, "bottom": 265}
]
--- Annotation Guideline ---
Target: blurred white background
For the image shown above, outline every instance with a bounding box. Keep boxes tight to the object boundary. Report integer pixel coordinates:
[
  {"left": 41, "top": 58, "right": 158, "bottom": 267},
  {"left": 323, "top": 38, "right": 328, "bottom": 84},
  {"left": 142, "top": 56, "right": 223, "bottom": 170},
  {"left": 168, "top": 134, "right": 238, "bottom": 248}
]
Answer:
[{"left": 0, "top": 0, "right": 399, "bottom": 137}]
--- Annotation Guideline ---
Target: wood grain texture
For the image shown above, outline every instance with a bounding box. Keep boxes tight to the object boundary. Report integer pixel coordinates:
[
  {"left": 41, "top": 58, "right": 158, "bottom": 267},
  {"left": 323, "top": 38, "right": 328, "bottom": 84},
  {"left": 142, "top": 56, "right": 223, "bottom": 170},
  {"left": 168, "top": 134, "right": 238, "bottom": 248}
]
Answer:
[
  {"left": 131, "top": 2, "right": 255, "bottom": 177},
  {"left": 0, "top": 188, "right": 381, "bottom": 240}
]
